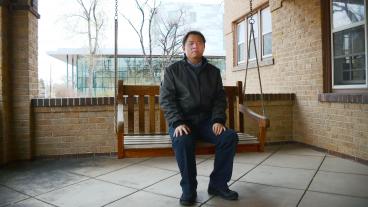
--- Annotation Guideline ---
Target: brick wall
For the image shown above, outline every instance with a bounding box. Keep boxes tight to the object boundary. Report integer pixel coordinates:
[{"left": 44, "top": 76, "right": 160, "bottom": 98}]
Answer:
[
  {"left": 0, "top": 6, "right": 3, "bottom": 164},
  {"left": 34, "top": 105, "right": 116, "bottom": 156},
  {"left": 32, "top": 96, "right": 293, "bottom": 157},
  {"left": 0, "top": 4, "right": 12, "bottom": 165},
  {"left": 10, "top": 10, "right": 39, "bottom": 160},
  {"left": 224, "top": 0, "right": 368, "bottom": 160},
  {"left": 245, "top": 100, "right": 293, "bottom": 142}
]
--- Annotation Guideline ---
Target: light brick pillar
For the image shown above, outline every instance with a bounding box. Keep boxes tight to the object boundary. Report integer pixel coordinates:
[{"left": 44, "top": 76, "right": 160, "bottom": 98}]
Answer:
[{"left": 0, "top": 0, "right": 39, "bottom": 162}]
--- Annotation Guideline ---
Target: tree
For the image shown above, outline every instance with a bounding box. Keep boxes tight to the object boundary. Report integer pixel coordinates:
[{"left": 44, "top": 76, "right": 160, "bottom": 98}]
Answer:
[
  {"left": 156, "top": 8, "right": 186, "bottom": 81},
  {"left": 68, "top": 0, "right": 105, "bottom": 96},
  {"left": 121, "top": 0, "right": 158, "bottom": 83},
  {"left": 121, "top": 0, "right": 187, "bottom": 84}
]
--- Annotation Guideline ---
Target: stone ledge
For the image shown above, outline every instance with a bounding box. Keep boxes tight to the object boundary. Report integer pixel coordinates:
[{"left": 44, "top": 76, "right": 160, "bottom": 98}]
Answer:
[
  {"left": 245, "top": 93, "right": 295, "bottom": 101},
  {"left": 31, "top": 97, "right": 115, "bottom": 107},
  {"left": 318, "top": 93, "right": 368, "bottom": 104},
  {"left": 32, "top": 93, "right": 295, "bottom": 107}
]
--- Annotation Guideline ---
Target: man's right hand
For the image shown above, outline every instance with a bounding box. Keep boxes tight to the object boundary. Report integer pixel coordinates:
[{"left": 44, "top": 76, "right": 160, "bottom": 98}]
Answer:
[{"left": 174, "top": 124, "right": 191, "bottom": 137}]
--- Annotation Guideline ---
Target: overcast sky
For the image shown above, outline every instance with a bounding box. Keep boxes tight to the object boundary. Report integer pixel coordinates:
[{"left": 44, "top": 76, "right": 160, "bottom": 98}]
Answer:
[{"left": 38, "top": 0, "right": 223, "bottom": 84}]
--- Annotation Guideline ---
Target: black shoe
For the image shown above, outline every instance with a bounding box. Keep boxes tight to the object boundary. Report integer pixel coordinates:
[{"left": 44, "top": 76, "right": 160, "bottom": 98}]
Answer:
[
  {"left": 208, "top": 186, "right": 238, "bottom": 200},
  {"left": 180, "top": 192, "right": 197, "bottom": 206}
]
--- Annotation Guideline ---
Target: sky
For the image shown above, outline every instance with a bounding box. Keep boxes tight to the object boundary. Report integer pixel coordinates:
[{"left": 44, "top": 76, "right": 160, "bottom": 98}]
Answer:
[{"left": 38, "top": 0, "right": 223, "bottom": 84}]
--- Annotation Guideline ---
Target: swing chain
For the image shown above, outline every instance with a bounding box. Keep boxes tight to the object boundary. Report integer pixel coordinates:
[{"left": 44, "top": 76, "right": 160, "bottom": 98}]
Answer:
[
  {"left": 244, "top": 0, "right": 266, "bottom": 116},
  {"left": 115, "top": 0, "right": 118, "bottom": 20},
  {"left": 249, "top": 0, "right": 255, "bottom": 24},
  {"left": 114, "top": 0, "right": 119, "bottom": 134}
]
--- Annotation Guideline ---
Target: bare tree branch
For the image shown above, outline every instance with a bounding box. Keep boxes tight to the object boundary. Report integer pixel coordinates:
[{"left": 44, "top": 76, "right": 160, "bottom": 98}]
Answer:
[{"left": 68, "top": 0, "right": 105, "bottom": 96}]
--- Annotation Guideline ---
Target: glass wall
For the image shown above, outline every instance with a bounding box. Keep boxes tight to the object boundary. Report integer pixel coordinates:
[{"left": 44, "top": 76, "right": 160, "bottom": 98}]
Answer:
[{"left": 75, "top": 55, "right": 225, "bottom": 96}]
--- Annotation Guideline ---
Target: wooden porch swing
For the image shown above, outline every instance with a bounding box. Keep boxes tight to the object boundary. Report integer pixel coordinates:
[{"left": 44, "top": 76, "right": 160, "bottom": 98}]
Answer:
[{"left": 114, "top": 0, "right": 269, "bottom": 158}]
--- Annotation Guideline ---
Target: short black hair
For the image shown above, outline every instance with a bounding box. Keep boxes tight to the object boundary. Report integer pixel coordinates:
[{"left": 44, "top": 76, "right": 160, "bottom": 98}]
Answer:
[{"left": 182, "top": 31, "right": 206, "bottom": 46}]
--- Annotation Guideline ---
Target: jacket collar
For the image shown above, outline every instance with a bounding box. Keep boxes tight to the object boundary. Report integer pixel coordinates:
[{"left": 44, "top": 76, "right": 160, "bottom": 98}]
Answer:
[{"left": 182, "top": 55, "right": 208, "bottom": 70}]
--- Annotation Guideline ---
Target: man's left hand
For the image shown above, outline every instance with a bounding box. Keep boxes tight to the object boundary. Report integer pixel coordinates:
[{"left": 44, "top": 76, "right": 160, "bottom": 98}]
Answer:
[{"left": 212, "top": 123, "right": 226, "bottom": 136}]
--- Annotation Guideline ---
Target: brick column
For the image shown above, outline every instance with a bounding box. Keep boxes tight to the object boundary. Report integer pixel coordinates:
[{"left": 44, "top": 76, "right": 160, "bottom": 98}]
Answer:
[
  {"left": 0, "top": 1, "right": 12, "bottom": 164},
  {"left": 0, "top": 0, "right": 40, "bottom": 162}
]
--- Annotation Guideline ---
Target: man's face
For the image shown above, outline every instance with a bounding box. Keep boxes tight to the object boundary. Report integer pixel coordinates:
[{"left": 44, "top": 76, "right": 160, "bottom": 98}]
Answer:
[{"left": 183, "top": 34, "right": 205, "bottom": 60}]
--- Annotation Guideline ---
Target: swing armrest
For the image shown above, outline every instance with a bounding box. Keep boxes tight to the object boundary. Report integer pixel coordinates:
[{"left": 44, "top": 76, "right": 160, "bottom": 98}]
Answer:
[{"left": 238, "top": 104, "right": 270, "bottom": 128}]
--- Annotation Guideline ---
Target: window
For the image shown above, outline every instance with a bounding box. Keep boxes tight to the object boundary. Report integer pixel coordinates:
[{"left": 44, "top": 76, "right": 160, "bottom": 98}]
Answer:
[
  {"left": 331, "top": 0, "right": 367, "bottom": 89},
  {"left": 234, "top": 6, "right": 272, "bottom": 67},
  {"left": 237, "top": 21, "right": 246, "bottom": 63},
  {"left": 248, "top": 13, "right": 258, "bottom": 60},
  {"left": 261, "top": 7, "right": 272, "bottom": 57}
]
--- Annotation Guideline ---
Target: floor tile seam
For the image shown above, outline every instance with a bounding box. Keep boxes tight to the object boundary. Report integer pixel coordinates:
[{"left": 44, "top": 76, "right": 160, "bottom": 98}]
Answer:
[
  {"left": 235, "top": 180, "right": 307, "bottom": 191},
  {"left": 296, "top": 155, "right": 327, "bottom": 207},
  {"left": 141, "top": 189, "right": 182, "bottom": 199},
  {"left": 229, "top": 147, "right": 282, "bottom": 185},
  {"left": 139, "top": 171, "right": 181, "bottom": 191},
  {"left": 67, "top": 158, "right": 158, "bottom": 178},
  {"left": 100, "top": 189, "right": 141, "bottom": 207},
  {"left": 142, "top": 165, "right": 179, "bottom": 173},
  {"left": 198, "top": 194, "right": 215, "bottom": 207},
  {"left": 200, "top": 148, "right": 281, "bottom": 206},
  {"left": 32, "top": 177, "right": 93, "bottom": 198},
  {"left": 306, "top": 189, "right": 368, "bottom": 200},
  {"left": 99, "top": 172, "right": 182, "bottom": 206},
  {"left": 196, "top": 157, "right": 213, "bottom": 165},
  {"left": 0, "top": 183, "right": 34, "bottom": 198},
  {"left": 2, "top": 187, "right": 62, "bottom": 207},
  {"left": 129, "top": 162, "right": 182, "bottom": 172},
  {"left": 135, "top": 163, "right": 179, "bottom": 173},
  {"left": 0, "top": 197, "right": 31, "bottom": 207},
  {"left": 87, "top": 157, "right": 153, "bottom": 177},
  {"left": 61, "top": 170, "right": 99, "bottom": 178},
  {"left": 318, "top": 169, "right": 368, "bottom": 177},
  {"left": 92, "top": 162, "right": 151, "bottom": 177},
  {"left": 273, "top": 152, "right": 327, "bottom": 157},
  {"left": 233, "top": 160, "right": 263, "bottom": 165},
  {"left": 260, "top": 163, "right": 321, "bottom": 171},
  {"left": 92, "top": 177, "right": 142, "bottom": 190},
  {"left": 13, "top": 196, "right": 60, "bottom": 207},
  {"left": 140, "top": 179, "right": 214, "bottom": 206},
  {"left": 94, "top": 171, "right": 180, "bottom": 192}
]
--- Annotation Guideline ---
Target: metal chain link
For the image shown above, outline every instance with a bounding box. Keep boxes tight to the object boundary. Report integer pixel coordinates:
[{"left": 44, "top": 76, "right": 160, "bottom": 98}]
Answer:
[
  {"left": 114, "top": 0, "right": 119, "bottom": 134},
  {"left": 244, "top": 0, "right": 266, "bottom": 116},
  {"left": 115, "top": 0, "right": 118, "bottom": 20},
  {"left": 249, "top": 0, "right": 255, "bottom": 24}
]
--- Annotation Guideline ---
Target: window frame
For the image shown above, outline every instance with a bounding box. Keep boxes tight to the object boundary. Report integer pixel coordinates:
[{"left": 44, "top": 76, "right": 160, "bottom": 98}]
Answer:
[
  {"left": 330, "top": 0, "right": 367, "bottom": 89},
  {"left": 261, "top": 7, "right": 272, "bottom": 58},
  {"left": 236, "top": 20, "right": 246, "bottom": 64},
  {"left": 233, "top": 4, "right": 273, "bottom": 70},
  {"left": 247, "top": 13, "right": 259, "bottom": 62}
]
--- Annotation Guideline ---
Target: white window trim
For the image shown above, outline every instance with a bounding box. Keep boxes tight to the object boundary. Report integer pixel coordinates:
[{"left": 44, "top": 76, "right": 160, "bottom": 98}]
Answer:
[
  {"left": 237, "top": 21, "right": 246, "bottom": 64},
  {"left": 234, "top": 6, "right": 273, "bottom": 67},
  {"left": 261, "top": 32, "right": 272, "bottom": 59},
  {"left": 247, "top": 13, "right": 259, "bottom": 62},
  {"left": 261, "top": 8, "right": 272, "bottom": 58},
  {"left": 331, "top": 0, "right": 368, "bottom": 89}
]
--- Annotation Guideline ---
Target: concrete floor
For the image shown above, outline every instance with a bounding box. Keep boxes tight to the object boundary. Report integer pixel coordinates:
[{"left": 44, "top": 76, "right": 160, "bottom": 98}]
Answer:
[{"left": 0, "top": 143, "right": 367, "bottom": 207}]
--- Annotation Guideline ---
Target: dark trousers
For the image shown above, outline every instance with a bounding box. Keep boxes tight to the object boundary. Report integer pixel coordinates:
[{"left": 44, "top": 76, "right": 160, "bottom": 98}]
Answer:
[{"left": 169, "top": 119, "right": 238, "bottom": 195}]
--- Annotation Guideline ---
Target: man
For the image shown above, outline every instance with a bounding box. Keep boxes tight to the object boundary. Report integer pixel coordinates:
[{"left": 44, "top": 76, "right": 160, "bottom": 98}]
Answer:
[{"left": 159, "top": 31, "right": 239, "bottom": 206}]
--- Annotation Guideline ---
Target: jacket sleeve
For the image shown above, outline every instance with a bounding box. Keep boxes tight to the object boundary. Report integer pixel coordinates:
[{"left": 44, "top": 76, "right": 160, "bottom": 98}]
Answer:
[
  {"left": 211, "top": 69, "right": 227, "bottom": 125},
  {"left": 159, "top": 67, "right": 185, "bottom": 128}
]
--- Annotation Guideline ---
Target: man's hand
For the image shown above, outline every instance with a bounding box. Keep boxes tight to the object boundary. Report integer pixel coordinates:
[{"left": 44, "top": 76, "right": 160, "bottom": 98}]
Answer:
[
  {"left": 212, "top": 123, "right": 226, "bottom": 136},
  {"left": 174, "top": 124, "right": 191, "bottom": 137}
]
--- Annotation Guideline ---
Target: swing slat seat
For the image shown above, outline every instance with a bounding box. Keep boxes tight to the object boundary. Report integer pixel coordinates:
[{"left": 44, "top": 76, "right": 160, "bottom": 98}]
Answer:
[{"left": 116, "top": 80, "right": 269, "bottom": 158}]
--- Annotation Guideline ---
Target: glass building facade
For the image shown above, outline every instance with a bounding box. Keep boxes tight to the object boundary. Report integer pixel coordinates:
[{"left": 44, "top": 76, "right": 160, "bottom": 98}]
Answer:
[{"left": 75, "top": 55, "right": 225, "bottom": 96}]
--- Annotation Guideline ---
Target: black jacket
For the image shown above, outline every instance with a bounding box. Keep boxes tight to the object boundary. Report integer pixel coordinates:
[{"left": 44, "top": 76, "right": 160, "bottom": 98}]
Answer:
[{"left": 159, "top": 57, "right": 227, "bottom": 128}]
